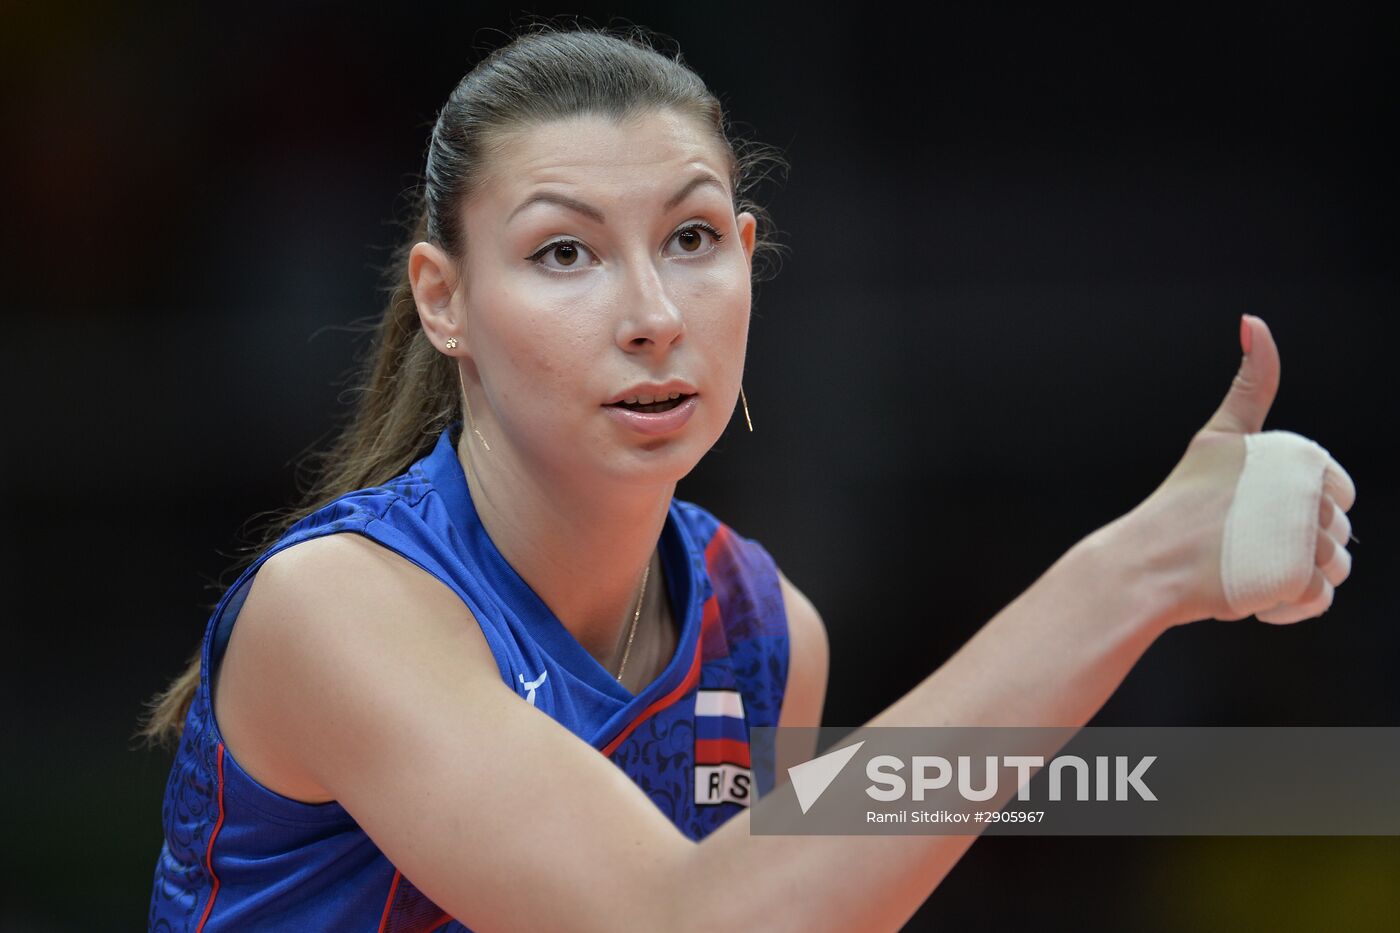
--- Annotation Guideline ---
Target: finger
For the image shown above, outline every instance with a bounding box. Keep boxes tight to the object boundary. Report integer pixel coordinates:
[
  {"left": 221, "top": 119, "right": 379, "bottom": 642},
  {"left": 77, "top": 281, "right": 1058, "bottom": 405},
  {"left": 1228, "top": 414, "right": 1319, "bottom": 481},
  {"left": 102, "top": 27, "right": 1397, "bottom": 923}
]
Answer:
[
  {"left": 1257, "top": 569, "right": 1335, "bottom": 624},
  {"left": 1315, "top": 529, "right": 1352, "bottom": 587},
  {"left": 1320, "top": 494, "right": 1353, "bottom": 547},
  {"left": 1201, "top": 315, "right": 1282, "bottom": 436},
  {"left": 1323, "top": 452, "right": 1356, "bottom": 512}
]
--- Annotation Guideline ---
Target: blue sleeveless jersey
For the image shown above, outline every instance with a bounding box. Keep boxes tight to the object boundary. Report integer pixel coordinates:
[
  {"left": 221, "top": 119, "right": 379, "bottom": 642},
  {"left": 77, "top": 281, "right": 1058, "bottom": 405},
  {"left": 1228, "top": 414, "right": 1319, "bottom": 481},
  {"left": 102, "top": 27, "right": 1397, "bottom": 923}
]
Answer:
[{"left": 149, "top": 420, "right": 791, "bottom": 931}]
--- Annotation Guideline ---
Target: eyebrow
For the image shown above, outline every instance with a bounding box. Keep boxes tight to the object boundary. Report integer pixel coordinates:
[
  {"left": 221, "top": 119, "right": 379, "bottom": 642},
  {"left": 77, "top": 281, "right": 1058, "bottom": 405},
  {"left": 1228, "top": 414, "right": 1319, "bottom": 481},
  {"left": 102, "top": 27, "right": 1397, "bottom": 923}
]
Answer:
[{"left": 507, "top": 174, "right": 729, "bottom": 226}]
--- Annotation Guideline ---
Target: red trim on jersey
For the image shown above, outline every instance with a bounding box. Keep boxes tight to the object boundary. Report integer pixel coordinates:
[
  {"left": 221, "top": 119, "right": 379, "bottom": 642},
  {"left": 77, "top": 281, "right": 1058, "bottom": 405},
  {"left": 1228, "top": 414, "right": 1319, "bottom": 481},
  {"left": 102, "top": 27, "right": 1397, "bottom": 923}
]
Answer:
[
  {"left": 195, "top": 742, "right": 227, "bottom": 933},
  {"left": 378, "top": 869, "right": 403, "bottom": 932},
  {"left": 694, "top": 737, "right": 752, "bottom": 768},
  {"left": 378, "top": 867, "right": 452, "bottom": 933},
  {"left": 699, "top": 526, "right": 734, "bottom": 664},
  {"left": 706, "top": 523, "right": 730, "bottom": 566},
  {"left": 598, "top": 523, "right": 733, "bottom": 758},
  {"left": 698, "top": 581, "right": 729, "bottom": 663},
  {"left": 601, "top": 633, "right": 704, "bottom": 757},
  {"left": 696, "top": 584, "right": 723, "bottom": 651}
]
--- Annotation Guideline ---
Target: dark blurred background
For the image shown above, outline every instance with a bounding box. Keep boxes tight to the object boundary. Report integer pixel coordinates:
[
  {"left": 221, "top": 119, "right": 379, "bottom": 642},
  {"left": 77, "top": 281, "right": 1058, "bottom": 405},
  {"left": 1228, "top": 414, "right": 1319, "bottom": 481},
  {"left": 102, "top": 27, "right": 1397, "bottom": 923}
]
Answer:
[{"left": 3, "top": 2, "right": 1397, "bottom": 930}]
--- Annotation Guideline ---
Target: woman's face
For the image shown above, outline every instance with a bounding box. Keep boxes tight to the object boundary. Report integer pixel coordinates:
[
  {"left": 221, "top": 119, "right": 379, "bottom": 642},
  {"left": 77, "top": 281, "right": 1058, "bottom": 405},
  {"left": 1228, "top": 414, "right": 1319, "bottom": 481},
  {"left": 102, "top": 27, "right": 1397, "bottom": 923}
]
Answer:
[{"left": 453, "top": 108, "right": 756, "bottom": 488}]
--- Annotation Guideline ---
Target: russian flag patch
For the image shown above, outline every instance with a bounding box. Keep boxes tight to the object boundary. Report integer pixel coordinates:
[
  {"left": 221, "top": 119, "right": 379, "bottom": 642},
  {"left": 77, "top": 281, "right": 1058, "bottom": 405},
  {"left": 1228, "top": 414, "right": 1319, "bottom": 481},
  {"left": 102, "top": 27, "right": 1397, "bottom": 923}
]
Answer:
[{"left": 694, "top": 689, "right": 752, "bottom": 807}]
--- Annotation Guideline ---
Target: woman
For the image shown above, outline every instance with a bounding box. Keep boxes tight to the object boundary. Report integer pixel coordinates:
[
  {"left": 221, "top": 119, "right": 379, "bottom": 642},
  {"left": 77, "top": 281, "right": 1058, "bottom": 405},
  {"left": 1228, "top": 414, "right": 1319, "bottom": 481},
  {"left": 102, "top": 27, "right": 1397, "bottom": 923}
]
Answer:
[{"left": 143, "top": 26, "right": 1355, "bottom": 932}]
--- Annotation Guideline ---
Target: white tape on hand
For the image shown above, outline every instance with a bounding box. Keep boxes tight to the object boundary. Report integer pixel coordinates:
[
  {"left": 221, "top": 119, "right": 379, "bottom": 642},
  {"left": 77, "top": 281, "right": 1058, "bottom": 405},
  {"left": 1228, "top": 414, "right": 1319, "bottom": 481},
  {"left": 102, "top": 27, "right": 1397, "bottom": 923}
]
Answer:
[{"left": 1221, "top": 431, "right": 1355, "bottom": 623}]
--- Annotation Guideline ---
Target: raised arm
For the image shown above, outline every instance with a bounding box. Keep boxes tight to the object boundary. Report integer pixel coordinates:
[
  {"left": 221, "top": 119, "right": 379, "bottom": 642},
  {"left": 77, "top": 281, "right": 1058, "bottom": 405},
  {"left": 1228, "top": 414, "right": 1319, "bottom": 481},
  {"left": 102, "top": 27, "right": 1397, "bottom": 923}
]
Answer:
[
  {"left": 675, "top": 315, "right": 1356, "bottom": 930},
  {"left": 216, "top": 316, "right": 1354, "bottom": 932}
]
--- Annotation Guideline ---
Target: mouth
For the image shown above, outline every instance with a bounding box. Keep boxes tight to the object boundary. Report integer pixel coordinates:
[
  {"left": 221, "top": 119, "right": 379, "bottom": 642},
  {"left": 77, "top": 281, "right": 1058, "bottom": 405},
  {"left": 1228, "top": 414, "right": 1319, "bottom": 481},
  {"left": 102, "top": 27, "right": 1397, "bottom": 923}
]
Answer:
[
  {"left": 604, "top": 392, "right": 696, "bottom": 414},
  {"left": 601, "top": 392, "right": 700, "bottom": 436}
]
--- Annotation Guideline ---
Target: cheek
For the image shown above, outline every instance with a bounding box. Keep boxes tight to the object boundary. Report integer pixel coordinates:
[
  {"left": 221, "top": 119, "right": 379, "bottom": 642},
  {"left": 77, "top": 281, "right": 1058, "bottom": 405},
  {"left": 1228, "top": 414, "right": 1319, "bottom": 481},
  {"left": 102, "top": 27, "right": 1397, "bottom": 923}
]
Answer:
[
  {"left": 688, "top": 271, "right": 751, "bottom": 381},
  {"left": 475, "top": 286, "right": 606, "bottom": 409},
  {"left": 680, "top": 260, "right": 750, "bottom": 334}
]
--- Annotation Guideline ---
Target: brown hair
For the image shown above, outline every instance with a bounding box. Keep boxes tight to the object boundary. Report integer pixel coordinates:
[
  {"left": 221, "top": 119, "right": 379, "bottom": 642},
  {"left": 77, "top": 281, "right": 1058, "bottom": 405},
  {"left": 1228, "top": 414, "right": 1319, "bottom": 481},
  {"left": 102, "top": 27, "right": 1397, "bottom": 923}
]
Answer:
[{"left": 137, "top": 24, "right": 785, "bottom": 747}]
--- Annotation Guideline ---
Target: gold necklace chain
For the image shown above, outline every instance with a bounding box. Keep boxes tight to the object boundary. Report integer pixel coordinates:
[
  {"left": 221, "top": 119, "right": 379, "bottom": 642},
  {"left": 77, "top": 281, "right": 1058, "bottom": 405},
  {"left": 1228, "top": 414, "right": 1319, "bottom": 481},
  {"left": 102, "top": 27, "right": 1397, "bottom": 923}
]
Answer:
[{"left": 615, "top": 559, "right": 651, "bottom": 681}]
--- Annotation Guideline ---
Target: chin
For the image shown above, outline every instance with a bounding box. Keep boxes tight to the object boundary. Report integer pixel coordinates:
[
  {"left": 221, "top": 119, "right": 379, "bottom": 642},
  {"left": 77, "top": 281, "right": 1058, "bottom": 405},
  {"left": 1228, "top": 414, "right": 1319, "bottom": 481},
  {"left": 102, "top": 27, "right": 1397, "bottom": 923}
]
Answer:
[
  {"left": 595, "top": 433, "right": 710, "bottom": 488},
  {"left": 620, "top": 443, "right": 705, "bottom": 485}
]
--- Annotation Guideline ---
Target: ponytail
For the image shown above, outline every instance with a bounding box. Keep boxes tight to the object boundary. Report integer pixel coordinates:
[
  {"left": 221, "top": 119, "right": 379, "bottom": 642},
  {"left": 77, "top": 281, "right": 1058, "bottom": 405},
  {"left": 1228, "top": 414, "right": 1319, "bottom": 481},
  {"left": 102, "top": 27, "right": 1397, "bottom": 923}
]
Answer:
[{"left": 136, "top": 203, "right": 460, "bottom": 748}]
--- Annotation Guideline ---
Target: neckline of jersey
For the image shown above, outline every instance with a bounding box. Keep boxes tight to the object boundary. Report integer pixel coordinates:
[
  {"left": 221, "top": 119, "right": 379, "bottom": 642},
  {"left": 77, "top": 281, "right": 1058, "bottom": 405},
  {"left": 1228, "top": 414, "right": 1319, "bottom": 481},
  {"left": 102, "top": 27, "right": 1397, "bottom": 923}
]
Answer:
[{"left": 417, "top": 421, "right": 704, "bottom": 711}]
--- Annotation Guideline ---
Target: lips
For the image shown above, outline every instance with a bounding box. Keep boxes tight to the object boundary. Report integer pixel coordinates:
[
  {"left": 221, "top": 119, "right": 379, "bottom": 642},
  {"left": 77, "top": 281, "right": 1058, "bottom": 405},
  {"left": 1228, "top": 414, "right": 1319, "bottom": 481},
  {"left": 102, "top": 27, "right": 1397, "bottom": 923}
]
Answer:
[
  {"left": 603, "top": 380, "right": 699, "bottom": 406},
  {"left": 601, "top": 393, "right": 700, "bottom": 436},
  {"left": 606, "top": 392, "right": 695, "bottom": 414}
]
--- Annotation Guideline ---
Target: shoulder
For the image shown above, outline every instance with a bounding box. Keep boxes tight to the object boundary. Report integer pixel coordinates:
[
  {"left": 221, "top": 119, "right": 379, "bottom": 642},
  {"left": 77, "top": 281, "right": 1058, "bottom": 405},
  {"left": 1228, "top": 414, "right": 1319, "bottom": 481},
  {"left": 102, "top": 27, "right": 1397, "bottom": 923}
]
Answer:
[
  {"left": 676, "top": 502, "right": 829, "bottom": 732},
  {"left": 252, "top": 532, "right": 466, "bottom": 635},
  {"left": 671, "top": 499, "right": 823, "bottom": 653},
  {"left": 214, "top": 530, "right": 694, "bottom": 927},
  {"left": 276, "top": 466, "right": 432, "bottom": 542},
  {"left": 774, "top": 568, "right": 829, "bottom": 729},
  {"left": 671, "top": 497, "right": 725, "bottom": 547},
  {"left": 214, "top": 531, "right": 498, "bottom": 802},
  {"left": 243, "top": 531, "right": 488, "bottom": 671},
  {"left": 776, "top": 571, "right": 826, "bottom": 649},
  {"left": 672, "top": 497, "right": 775, "bottom": 576}
]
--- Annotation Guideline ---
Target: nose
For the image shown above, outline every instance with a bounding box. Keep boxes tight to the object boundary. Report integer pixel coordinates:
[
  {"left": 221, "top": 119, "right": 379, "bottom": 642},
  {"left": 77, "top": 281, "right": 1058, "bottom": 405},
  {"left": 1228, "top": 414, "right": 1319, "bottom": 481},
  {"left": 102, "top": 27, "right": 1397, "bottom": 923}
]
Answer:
[{"left": 614, "top": 262, "right": 685, "bottom": 356}]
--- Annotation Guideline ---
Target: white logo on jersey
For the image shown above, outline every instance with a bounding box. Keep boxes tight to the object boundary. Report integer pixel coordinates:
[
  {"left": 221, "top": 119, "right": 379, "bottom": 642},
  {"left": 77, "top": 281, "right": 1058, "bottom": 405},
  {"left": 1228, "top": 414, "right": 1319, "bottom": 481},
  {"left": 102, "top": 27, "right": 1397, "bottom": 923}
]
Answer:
[{"left": 518, "top": 670, "right": 548, "bottom": 706}]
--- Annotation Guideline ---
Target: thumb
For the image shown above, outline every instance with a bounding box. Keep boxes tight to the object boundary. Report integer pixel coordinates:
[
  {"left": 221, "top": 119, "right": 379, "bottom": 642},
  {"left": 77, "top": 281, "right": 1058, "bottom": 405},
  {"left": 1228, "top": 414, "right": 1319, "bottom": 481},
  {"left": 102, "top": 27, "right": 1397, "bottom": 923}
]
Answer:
[{"left": 1201, "top": 314, "right": 1281, "bottom": 435}]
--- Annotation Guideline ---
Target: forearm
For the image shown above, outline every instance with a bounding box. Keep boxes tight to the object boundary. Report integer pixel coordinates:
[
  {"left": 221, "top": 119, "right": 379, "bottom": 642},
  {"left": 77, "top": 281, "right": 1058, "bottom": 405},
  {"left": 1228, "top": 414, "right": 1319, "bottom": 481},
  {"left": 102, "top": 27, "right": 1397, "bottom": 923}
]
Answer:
[{"left": 670, "top": 512, "right": 1179, "bottom": 932}]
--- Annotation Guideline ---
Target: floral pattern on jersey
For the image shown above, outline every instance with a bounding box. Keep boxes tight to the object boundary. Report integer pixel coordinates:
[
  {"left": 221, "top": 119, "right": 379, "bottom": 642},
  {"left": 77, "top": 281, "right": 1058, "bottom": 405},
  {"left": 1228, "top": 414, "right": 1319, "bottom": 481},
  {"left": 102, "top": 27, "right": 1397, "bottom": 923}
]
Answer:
[
  {"left": 610, "top": 706, "right": 698, "bottom": 826},
  {"left": 604, "top": 522, "right": 791, "bottom": 840}
]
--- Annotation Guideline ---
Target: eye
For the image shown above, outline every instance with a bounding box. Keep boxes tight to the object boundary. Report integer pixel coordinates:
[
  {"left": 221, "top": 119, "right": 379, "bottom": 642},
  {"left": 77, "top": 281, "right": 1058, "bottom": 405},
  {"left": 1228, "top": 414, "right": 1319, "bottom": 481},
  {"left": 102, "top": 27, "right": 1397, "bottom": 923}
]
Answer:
[
  {"left": 526, "top": 238, "right": 596, "bottom": 273},
  {"left": 666, "top": 222, "right": 725, "bottom": 257}
]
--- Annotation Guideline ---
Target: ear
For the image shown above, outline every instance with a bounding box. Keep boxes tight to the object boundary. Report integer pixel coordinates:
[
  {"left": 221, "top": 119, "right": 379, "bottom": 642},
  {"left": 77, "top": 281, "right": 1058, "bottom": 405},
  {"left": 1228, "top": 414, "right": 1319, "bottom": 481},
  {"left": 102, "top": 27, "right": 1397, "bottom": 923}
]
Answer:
[
  {"left": 735, "top": 211, "right": 757, "bottom": 271},
  {"left": 408, "top": 241, "right": 465, "bottom": 352}
]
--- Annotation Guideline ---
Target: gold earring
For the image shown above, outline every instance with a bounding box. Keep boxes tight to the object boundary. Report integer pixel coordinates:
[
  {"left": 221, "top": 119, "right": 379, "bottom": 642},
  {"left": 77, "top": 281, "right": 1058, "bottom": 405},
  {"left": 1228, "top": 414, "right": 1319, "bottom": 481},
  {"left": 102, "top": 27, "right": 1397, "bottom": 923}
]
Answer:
[
  {"left": 444, "top": 336, "right": 458, "bottom": 350},
  {"left": 739, "top": 384, "right": 754, "bottom": 432},
  {"left": 456, "top": 364, "right": 491, "bottom": 452}
]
